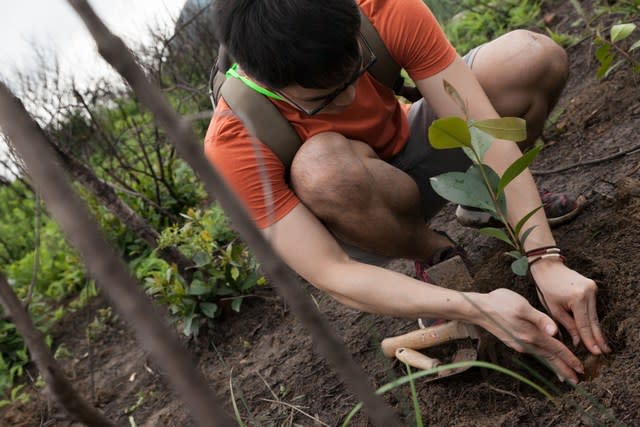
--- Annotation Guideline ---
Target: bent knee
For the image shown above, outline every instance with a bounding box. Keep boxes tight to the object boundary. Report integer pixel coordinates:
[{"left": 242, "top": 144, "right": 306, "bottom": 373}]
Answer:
[
  {"left": 507, "top": 30, "right": 569, "bottom": 82},
  {"left": 290, "top": 132, "right": 375, "bottom": 214}
]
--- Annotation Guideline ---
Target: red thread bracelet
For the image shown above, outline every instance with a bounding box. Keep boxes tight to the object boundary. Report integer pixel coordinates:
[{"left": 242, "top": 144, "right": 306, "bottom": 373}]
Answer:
[{"left": 525, "top": 246, "right": 561, "bottom": 257}]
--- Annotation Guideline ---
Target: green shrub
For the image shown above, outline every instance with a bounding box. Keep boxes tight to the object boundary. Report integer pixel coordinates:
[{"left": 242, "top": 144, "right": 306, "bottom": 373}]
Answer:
[
  {"left": 6, "top": 221, "right": 85, "bottom": 301},
  {"left": 0, "top": 182, "right": 35, "bottom": 268},
  {"left": 135, "top": 205, "right": 266, "bottom": 337},
  {"left": 444, "top": 0, "right": 542, "bottom": 54},
  {"left": 0, "top": 321, "right": 29, "bottom": 396}
]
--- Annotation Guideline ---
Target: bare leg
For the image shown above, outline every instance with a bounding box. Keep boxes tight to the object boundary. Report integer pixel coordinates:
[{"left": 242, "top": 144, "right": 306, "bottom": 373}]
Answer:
[
  {"left": 471, "top": 30, "right": 569, "bottom": 148},
  {"left": 290, "top": 132, "right": 452, "bottom": 261}
]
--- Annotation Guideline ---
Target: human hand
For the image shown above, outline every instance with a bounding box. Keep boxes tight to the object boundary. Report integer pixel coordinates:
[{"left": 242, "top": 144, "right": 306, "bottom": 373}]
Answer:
[
  {"left": 472, "top": 288, "right": 584, "bottom": 383},
  {"left": 530, "top": 260, "right": 610, "bottom": 355}
]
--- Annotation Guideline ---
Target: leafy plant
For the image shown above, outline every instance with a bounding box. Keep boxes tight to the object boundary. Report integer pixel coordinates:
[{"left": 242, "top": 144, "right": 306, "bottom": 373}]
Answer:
[
  {"left": 428, "top": 81, "right": 541, "bottom": 276},
  {"left": 443, "top": 0, "right": 542, "bottom": 54},
  {"left": 136, "top": 204, "right": 266, "bottom": 337},
  {"left": 566, "top": 0, "right": 640, "bottom": 78},
  {"left": 594, "top": 23, "right": 640, "bottom": 78},
  {"left": 5, "top": 221, "right": 85, "bottom": 301}
]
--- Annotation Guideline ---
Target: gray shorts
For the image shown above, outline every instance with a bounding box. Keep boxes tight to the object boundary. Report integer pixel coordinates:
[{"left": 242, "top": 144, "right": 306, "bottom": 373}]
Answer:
[{"left": 341, "top": 47, "right": 481, "bottom": 265}]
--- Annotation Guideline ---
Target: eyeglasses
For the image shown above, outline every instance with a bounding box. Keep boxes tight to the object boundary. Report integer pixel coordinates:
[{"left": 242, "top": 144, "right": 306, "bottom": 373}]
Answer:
[{"left": 225, "top": 32, "right": 377, "bottom": 116}]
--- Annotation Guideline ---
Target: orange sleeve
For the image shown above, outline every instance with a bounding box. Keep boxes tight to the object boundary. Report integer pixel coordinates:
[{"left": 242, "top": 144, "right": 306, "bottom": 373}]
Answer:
[
  {"left": 204, "top": 101, "right": 300, "bottom": 229},
  {"left": 360, "top": 0, "right": 457, "bottom": 81}
]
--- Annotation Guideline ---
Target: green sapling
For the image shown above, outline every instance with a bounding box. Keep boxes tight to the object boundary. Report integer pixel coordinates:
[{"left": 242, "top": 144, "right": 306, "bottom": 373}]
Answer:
[{"left": 428, "top": 80, "right": 543, "bottom": 276}]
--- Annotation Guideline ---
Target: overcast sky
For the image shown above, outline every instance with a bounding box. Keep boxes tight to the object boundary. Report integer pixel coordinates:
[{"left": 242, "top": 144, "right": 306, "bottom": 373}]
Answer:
[
  {"left": 0, "top": 0, "right": 188, "bottom": 85},
  {"left": 0, "top": 0, "right": 189, "bottom": 176}
]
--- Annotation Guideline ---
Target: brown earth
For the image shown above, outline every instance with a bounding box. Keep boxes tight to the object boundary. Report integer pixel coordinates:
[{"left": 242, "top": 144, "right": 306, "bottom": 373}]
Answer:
[{"left": 2, "top": 1, "right": 640, "bottom": 426}]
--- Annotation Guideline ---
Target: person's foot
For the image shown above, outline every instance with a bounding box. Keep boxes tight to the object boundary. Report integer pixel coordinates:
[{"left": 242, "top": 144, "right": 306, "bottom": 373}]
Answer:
[
  {"left": 455, "top": 189, "right": 587, "bottom": 228},
  {"left": 414, "top": 232, "right": 467, "bottom": 329}
]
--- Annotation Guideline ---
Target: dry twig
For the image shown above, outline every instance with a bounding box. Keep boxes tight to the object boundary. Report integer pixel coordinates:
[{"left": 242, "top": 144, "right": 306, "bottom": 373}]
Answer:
[{"left": 531, "top": 142, "right": 640, "bottom": 175}]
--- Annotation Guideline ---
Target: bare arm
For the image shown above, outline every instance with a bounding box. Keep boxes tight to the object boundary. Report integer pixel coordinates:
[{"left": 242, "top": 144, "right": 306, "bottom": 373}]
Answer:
[
  {"left": 264, "top": 203, "right": 474, "bottom": 320},
  {"left": 264, "top": 202, "right": 584, "bottom": 382}
]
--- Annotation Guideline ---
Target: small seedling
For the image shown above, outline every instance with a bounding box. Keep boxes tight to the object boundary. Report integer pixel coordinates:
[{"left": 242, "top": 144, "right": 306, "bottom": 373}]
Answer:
[
  {"left": 146, "top": 205, "right": 266, "bottom": 337},
  {"left": 594, "top": 23, "right": 640, "bottom": 78},
  {"left": 428, "top": 80, "right": 542, "bottom": 276}
]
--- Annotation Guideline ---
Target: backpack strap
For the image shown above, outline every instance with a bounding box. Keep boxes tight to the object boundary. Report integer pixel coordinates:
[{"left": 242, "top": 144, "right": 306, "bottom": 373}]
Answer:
[
  {"left": 221, "top": 78, "right": 302, "bottom": 168},
  {"left": 358, "top": 10, "right": 404, "bottom": 92},
  {"left": 210, "top": 9, "right": 404, "bottom": 169}
]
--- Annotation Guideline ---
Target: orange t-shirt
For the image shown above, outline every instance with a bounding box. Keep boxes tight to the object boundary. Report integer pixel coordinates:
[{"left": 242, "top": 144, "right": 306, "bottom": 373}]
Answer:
[{"left": 204, "top": 0, "right": 456, "bottom": 228}]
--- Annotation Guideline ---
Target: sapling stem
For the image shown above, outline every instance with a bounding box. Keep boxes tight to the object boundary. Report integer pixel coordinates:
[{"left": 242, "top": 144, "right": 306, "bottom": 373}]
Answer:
[
  {"left": 467, "top": 139, "right": 522, "bottom": 252},
  {"left": 429, "top": 81, "right": 533, "bottom": 274}
]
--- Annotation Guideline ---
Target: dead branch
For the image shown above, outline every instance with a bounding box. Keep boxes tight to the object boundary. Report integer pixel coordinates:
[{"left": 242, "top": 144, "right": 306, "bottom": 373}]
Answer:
[
  {"left": 0, "top": 273, "right": 114, "bottom": 427},
  {"left": 0, "top": 82, "right": 235, "bottom": 427},
  {"left": 532, "top": 141, "right": 640, "bottom": 175},
  {"left": 65, "top": 0, "right": 399, "bottom": 425},
  {"left": 51, "top": 143, "right": 196, "bottom": 285}
]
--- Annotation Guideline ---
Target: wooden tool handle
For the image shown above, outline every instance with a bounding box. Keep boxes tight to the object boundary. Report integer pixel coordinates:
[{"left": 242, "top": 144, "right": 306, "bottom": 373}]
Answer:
[
  {"left": 381, "top": 321, "right": 478, "bottom": 358},
  {"left": 395, "top": 347, "right": 440, "bottom": 370}
]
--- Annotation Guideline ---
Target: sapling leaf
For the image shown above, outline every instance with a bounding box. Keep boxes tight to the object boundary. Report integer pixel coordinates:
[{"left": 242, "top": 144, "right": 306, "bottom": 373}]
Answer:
[
  {"left": 479, "top": 227, "right": 516, "bottom": 248},
  {"left": 429, "top": 117, "right": 471, "bottom": 149},
  {"left": 519, "top": 225, "right": 537, "bottom": 248},
  {"left": 497, "top": 144, "right": 543, "bottom": 196},
  {"left": 467, "top": 165, "right": 507, "bottom": 215},
  {"left": 610, "top": 23, "right": 636, "bottom": 43},
  {"left": 471, "top": 117, "right": 527, "bottom": 142},
  {"left": 511, "top": 256, "right": 529, "bottom": 276},
  {"left": 430, "top": 170, "right": 496, "bottom": 212},
  {"left": 463, "top": 127, "right": 494, "bottom": 163},
  {"left": 443, "top": 80, "right": 468, "bottom": 116},
  {"left": 630, "top": 40, "right": 640, "bottom": 52},
  {"left": 514, "top": 205, "right": 544, "bottom": 237}
]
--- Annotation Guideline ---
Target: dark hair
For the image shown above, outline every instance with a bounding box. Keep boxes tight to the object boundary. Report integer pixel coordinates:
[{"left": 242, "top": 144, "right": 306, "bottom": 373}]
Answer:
[{"left": 212, "top": 0, "right": 361, "bottom": 89}]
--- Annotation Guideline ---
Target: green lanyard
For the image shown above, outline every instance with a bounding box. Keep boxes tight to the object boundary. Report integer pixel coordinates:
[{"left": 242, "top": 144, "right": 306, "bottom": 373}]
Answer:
[{"left": 225, "top": 63, "right": 284, "bottom": 101}]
